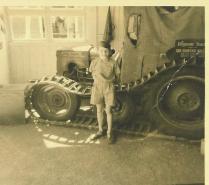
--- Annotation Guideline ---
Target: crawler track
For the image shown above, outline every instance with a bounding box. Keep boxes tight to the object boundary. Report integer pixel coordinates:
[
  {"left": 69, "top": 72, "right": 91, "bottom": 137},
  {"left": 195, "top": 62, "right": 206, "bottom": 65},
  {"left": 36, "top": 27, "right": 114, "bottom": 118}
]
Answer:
[{"left": 25, "top": 57, "right": 203, "bottom": 140}]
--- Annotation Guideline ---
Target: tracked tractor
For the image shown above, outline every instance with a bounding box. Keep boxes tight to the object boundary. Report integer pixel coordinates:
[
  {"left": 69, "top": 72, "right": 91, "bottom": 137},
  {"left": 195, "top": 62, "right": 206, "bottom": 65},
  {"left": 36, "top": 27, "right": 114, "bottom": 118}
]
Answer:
[{"left": 25, "top": 7, "right": 205, "bottom": 139}]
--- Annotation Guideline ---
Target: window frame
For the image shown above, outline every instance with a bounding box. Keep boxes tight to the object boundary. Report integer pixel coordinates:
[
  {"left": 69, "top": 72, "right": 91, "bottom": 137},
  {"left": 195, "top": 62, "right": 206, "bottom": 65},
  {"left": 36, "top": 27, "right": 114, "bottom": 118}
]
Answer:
[
  {"left": 6, "top": 6, "right": 86, "bottom": 42},
  {"left": 50, "top": 15, "right": 85, "bottom": 41},
  {"left": 10, "top": 15, "right": 46, "bottom": 40}
]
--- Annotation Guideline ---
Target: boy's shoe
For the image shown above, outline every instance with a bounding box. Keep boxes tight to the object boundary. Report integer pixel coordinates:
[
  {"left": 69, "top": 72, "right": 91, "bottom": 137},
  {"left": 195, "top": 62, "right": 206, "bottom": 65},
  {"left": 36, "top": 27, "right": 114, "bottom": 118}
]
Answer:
[
  {"left": 91, "top": 131, "right": 104, "bottom": 140},
  {"left": 107, "top": 132, "right": 115, "bottom": 144}
]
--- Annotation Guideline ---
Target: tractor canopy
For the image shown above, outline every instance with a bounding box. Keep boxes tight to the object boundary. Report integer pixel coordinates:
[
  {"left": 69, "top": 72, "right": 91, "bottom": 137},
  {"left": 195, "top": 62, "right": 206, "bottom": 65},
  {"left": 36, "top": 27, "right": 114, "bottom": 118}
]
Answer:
[{"left": 121, "top": 6, "right": 205, "bottom": 83}]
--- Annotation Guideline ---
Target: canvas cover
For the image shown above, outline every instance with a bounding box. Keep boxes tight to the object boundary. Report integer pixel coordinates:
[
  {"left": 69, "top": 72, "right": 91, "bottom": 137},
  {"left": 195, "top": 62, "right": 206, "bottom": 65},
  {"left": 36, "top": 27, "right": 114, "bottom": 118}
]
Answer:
[{"left": 121, "top": 7, "right": 205, "bottom": 83}]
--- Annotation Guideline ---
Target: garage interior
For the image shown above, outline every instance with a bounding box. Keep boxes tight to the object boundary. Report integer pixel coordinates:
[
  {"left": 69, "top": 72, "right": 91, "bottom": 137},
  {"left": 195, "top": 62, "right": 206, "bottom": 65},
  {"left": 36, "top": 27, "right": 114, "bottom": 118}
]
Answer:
[{"left": 0, "top": 6, "right": 205, "bottom": 185}]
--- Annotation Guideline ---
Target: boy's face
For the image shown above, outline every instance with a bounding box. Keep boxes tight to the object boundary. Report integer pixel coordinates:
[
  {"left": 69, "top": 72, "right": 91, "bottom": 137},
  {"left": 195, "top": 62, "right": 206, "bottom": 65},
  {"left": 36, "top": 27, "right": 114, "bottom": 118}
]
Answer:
[{"left": 99, "top": 47, "right": 110, "bottom": 60}]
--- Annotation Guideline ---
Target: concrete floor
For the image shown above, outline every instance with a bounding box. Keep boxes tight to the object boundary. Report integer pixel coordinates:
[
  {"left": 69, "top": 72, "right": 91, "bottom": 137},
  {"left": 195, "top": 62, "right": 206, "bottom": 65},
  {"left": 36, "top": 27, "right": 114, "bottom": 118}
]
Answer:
[{"left": 0, "top": 123, "right": 204, "bottom": 185}]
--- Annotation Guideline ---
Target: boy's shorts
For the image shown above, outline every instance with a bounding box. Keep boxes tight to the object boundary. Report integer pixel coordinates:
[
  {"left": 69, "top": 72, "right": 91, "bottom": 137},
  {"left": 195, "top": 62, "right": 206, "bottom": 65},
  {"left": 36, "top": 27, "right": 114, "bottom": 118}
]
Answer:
[{"left": 90, "top": 82, "right": 115, "bottom": 106}]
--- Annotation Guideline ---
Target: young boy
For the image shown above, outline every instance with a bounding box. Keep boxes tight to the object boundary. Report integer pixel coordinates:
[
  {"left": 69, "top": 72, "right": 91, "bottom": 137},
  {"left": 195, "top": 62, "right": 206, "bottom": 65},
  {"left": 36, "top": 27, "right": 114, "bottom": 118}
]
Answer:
[{"left": 89, "top": 41, "right": 120, "bottom": 144}]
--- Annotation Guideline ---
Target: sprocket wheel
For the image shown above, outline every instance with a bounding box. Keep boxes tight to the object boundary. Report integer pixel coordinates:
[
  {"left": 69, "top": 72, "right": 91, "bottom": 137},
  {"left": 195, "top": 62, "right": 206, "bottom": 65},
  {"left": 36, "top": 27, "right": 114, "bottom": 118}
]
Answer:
[{"left": 144, "top": 65, "right": 204, "bottom": 139}]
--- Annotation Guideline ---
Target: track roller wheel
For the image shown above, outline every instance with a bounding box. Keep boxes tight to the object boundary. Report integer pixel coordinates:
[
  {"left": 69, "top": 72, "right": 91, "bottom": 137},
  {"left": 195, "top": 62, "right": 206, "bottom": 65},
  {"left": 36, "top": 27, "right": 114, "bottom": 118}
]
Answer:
[{"left": 112, "top": 93, "right": 135, "bottom": 124}]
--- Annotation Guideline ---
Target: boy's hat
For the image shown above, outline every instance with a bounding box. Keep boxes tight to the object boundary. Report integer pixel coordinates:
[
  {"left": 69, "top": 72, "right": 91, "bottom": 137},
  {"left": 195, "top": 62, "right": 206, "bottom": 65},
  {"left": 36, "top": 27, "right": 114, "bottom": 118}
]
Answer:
[{"left": 99, "top": 41, "right": 111, "bottom": 49}]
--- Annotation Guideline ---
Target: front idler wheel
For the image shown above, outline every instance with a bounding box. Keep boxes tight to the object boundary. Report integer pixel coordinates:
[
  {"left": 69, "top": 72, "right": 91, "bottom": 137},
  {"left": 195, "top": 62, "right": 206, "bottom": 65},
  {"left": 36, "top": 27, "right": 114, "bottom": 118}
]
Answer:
[{"left": 32, "top": 83, "right": 80, "bottom": 121}]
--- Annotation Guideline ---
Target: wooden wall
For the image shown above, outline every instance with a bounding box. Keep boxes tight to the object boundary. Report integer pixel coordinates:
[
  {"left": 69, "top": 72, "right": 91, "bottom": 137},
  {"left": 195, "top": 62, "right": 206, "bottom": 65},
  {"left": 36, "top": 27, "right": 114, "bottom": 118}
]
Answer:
[{"left": 5, "top": 6, "right": 124, "bottom": 83}]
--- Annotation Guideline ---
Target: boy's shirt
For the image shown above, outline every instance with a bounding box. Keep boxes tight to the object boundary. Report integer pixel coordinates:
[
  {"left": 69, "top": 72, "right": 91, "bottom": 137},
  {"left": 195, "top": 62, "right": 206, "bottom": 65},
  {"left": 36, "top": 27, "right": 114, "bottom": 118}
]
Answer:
[{"left": 89, "top": 57, "right": 120, "bottom": 83}]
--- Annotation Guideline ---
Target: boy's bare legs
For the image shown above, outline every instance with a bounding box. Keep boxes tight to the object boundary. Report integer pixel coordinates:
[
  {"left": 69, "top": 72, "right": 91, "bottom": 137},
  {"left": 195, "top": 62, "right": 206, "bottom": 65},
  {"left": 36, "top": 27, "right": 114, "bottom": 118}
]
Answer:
[
  {"left": 91, "top": 104, "right": 105, "bottom": 140},
  {"left": 105, "top": 105, "right": 113, "bottom": 136},
  {"left": 92, "top": 104, "right": 114, "bottom": 143},
  {"left": 106, "top": 105, "right": 114, "bottom": 144},
  {"left": 96, "top": 104, "right": 104, "bottom": 133}
]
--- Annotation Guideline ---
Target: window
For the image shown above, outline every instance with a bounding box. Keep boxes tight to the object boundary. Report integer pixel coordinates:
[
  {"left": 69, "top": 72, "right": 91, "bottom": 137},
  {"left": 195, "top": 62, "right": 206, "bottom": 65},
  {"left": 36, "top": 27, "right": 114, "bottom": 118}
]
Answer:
[
  {"left": 10, "top": 16, "right": 45, "bottom": 40},
  {"left": 8, "top": 6, "right": 86, "bottom": 41},
  {"left": 30, "top": 16, "right": 45, "bottom": 39},
  {"left": 51, "top": 16, "right": 84, "bottom": 40},
  {"left": 10, "top": 16, "right": 26, "bottom": 39}
]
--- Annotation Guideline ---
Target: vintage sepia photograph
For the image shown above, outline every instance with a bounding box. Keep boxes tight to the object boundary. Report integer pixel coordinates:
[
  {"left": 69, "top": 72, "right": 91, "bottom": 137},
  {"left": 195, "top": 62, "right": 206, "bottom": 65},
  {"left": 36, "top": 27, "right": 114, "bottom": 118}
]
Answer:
[{"left": 0, "top": 3, "right": 206, "bottom": 185}]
